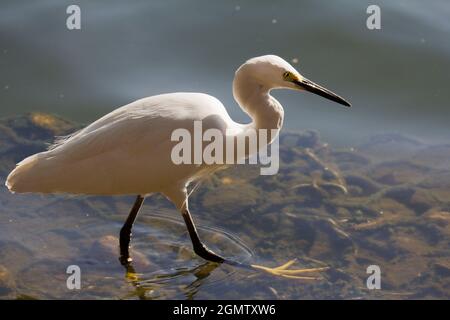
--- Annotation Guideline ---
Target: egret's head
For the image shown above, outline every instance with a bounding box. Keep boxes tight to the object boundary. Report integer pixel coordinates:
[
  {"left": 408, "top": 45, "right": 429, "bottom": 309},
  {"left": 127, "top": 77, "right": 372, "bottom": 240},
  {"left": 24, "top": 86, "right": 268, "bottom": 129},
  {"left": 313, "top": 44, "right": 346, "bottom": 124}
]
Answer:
[{"left": 235, "top": 55, "right": 350, "bottom": 107}]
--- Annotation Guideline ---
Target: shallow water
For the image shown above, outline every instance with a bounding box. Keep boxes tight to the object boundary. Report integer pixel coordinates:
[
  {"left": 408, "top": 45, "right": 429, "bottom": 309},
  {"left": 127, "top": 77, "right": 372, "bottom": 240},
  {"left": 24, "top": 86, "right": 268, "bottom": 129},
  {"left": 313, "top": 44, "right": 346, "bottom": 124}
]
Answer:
[{"left": 0, "top": 114, "right": 449, "bottom": 299}]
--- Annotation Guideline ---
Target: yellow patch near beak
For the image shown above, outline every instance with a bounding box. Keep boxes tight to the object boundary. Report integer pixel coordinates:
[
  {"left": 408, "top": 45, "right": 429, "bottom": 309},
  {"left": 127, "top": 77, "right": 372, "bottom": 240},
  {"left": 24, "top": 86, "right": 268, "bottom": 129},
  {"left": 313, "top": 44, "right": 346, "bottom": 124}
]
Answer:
[{"left": 282, "top": 71, "right": 300, "bottom": 82}]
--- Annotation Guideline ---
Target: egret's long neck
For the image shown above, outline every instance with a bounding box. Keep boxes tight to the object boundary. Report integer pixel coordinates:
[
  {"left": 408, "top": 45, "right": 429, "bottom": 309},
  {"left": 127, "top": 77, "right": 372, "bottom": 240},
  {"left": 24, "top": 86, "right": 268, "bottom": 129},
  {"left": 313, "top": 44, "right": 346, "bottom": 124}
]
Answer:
[{"left": 233, "top": 72, "right": 284, "bottom": 134}]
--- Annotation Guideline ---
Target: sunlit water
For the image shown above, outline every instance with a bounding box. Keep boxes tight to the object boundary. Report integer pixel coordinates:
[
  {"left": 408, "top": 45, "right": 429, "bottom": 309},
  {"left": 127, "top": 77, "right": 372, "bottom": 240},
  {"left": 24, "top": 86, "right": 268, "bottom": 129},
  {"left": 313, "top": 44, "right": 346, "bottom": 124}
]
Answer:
[{"left": 0, "top": 113, "right": 449, "bottom": 299}]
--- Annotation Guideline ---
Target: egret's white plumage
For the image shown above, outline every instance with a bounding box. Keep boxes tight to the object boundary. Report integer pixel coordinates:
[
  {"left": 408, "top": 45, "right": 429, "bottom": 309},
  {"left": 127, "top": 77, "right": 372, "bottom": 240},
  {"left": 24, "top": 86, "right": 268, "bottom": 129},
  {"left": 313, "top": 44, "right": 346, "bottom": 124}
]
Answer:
[
  {"left": 7, "top": 55, "right": 317, "bottom": 206},
  {"left": 5, "top": 55, "right": 350, "bottom": 275},
  {"left": 7, "top": 93, "right": 235, "bottom": 201}
]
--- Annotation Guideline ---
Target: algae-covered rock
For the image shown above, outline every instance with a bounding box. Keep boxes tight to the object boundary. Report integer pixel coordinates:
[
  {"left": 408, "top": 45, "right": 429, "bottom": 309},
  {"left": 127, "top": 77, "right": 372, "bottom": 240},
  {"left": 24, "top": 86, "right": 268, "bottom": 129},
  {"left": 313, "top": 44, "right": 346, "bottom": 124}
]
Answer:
[
  {"left": 0, "top": 113, "right": 79, "bottom": 176},
  {"left": 201, "top": 182, "right": 262, "bottom": 215},
  {"left": 1, "top": 112, "right": 77, "bottom": 141}
]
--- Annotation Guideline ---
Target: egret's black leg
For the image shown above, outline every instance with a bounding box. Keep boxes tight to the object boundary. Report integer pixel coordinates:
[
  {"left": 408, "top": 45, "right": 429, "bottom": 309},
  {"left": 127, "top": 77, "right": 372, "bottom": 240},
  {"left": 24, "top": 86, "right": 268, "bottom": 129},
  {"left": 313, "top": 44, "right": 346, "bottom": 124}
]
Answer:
[
  {"left": 181, "top": 208, "right": 225, "bottom": 263},
  {"left": 119, "top": 195, "right": 145, "bottom": 265},
  {"left": 179, "top": 208, "right": 328, "bottom": 279}
]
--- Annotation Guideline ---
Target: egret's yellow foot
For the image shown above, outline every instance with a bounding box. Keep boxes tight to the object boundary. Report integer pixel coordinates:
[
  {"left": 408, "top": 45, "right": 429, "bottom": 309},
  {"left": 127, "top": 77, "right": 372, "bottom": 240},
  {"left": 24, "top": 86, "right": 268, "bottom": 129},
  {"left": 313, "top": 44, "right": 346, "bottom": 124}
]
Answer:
[
  {"left": 125, "top": 270, "right": 141, "bottom": 282},
  {"left": 251, "top": 259, "right": 329, "bottom": 280}
]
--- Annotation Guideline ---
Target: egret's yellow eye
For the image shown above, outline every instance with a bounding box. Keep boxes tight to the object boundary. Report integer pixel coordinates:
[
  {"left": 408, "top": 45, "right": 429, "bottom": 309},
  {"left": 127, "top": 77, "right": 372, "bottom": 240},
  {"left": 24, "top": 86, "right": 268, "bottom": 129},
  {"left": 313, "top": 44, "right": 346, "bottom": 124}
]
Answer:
[
  {"left": 283, "top": 71, "right": 291, "bottom": 80},
  {"left": 283, "top": 71, "right": 297, "bottom": 82}
]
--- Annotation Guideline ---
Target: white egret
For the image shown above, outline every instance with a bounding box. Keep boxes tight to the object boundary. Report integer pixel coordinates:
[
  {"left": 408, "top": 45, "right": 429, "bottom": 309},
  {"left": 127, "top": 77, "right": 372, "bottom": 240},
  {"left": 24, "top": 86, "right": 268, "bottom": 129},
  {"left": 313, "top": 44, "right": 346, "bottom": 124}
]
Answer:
[{"left": 5, "top": 55, "right": 350, "bottom": 279}]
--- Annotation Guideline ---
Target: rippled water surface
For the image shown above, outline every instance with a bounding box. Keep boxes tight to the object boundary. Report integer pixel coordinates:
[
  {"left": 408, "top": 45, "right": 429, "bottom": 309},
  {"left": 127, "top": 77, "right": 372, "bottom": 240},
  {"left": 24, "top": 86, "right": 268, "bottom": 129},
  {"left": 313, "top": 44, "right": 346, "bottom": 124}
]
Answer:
[{"left": 0, "top": 114, "right": 449, "bottom": 299}]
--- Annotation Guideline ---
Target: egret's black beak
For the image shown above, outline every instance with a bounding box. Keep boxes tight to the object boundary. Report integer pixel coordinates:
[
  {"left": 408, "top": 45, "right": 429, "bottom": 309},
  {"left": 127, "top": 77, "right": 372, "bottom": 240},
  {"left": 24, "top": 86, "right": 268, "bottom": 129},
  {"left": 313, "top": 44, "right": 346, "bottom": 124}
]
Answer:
[{"left": 293, "top": 78, "right": 351, "bottom": 107}]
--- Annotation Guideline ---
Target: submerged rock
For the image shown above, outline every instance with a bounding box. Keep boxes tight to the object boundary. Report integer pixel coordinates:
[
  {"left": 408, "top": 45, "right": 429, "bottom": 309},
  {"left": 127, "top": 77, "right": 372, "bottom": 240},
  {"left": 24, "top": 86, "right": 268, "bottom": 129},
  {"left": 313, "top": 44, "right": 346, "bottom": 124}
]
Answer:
[
  {"left": 370, "top": 161, "right": 431, "bottom": 185},
  {"left": 0, "top": 113, "right": 79, "bottom": 176},
  {"left": 1, "top": 112, "right": 77, "bottom": 141},
  {"left": 345, "top": 174, "right": 380, "bottom": 196},
  {"left": 88, "top": 235, "right": 152, "bottom": 270}
]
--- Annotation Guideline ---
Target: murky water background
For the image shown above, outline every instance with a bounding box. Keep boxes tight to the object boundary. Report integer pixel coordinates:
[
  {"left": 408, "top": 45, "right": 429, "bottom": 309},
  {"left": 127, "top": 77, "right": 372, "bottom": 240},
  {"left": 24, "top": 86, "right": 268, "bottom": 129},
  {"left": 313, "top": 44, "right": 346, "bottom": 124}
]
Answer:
[
  {"left": 0, "top": 0, "right": 450, "bottom": 146},
  {"left": 0, "top": 114, "right": 449, "bottom": 299}
]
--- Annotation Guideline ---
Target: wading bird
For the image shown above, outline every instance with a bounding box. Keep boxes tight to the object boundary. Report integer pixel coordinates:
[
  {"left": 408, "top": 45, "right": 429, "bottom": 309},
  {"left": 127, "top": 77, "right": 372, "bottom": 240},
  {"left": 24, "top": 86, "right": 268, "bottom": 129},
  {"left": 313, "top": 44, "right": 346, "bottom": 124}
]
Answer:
[{"left": 6, "top": 55, "right": 350, "bottom": 279}]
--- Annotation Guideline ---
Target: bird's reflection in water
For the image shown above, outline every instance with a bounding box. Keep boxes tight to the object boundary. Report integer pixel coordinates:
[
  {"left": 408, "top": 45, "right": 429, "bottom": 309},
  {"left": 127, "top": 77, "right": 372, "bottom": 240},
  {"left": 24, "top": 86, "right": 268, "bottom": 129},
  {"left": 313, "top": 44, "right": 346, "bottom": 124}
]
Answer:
[
  {"left": 122, "top": 261, "right": 221, "bottom": 300},
  {"left": 111, "top": 211, "right": 253, "bottom": 299}
]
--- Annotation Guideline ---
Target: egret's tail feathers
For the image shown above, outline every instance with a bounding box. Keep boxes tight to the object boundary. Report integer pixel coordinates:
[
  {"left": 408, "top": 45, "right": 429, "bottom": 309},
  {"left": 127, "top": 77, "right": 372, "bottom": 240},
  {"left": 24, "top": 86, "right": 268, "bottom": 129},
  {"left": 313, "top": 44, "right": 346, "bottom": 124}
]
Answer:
[{"left": 5, "top": 153, "right": 56, "bottom": 193}]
